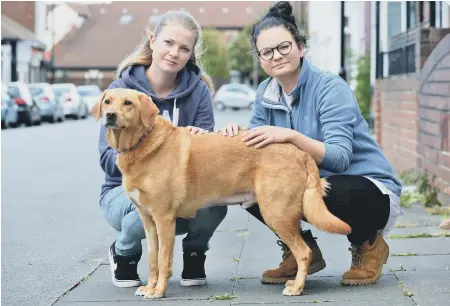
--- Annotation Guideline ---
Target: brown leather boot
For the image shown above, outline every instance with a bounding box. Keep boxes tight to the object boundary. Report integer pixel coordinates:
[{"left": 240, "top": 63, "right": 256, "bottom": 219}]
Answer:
[
  {"left": 261, "top": 230, "right": 326, "bottom": 284},
  {"left": 341, "top": 233, "right": 389, "bottom": 286}
]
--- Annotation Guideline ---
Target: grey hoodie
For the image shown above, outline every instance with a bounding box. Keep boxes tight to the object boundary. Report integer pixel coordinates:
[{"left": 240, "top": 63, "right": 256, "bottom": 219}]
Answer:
[{"left": 98, "top": 63, "right": 215, "bottom": 202}]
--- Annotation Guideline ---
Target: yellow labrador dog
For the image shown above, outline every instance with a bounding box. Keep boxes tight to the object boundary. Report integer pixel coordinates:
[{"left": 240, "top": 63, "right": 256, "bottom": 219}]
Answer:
[{"left": 92, "top": 88, "right": 351, "bottom": 299}]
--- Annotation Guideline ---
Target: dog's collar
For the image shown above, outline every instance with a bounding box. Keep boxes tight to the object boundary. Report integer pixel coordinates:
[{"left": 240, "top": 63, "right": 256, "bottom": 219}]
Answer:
[{"left": 117, "top": 128, "right": 152, "bottom": 153}]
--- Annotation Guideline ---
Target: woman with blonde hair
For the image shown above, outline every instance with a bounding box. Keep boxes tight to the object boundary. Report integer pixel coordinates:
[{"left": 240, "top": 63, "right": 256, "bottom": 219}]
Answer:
[{"left": 98, "top": 10, "right": 227, "bottom": 288}]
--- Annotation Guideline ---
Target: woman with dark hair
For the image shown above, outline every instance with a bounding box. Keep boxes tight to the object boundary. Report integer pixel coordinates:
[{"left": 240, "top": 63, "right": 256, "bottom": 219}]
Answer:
[{"left": 221, "top": 1, "right": 403, "bottom": 286}]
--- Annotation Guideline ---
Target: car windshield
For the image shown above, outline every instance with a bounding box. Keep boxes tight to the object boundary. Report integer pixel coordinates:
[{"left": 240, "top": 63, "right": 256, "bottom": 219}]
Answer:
[
  {"left": 78, "top": 87, "right": 101, "bottom": 97},
  {"left": 53, "top": 87, "right": 71, "bottom": 97},
  {"left": 29, "top": 87, "right": 45, "bottom": 97},
  {"left": 7, "top": 86, "right": 21, "bottom": 99}
]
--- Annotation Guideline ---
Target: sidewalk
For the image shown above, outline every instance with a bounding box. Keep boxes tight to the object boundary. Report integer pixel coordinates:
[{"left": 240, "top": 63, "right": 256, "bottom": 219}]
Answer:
[{"left": 53, "top": 204, "right": 450, "bottom": 306}]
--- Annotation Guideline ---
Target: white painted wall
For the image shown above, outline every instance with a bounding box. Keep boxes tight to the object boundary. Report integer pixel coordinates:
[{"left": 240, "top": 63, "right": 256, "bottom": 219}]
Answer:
[
  {"left": 307, "top": 1, "right": 341, "bottom": 75},
  {"left": 308, "top": 1, "right": 369, "bottom": 88},
  {"left": 441, "top": 1, "right": 450, "bottom": 28},
  {"left": 34, "top": 1, "right": 48, "bottom": 45},
  {"left": 345, "top": 1, "right": 368, "bottom": 89},
  {"left": 44, "top": 3, "right": 85, "bottom": 51}
]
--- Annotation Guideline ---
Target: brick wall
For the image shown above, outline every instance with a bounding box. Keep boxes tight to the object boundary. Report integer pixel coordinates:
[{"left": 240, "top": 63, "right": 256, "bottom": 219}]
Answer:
[
  {"left": 375, "top": 30, "right": 450, "bottom": 203},
  {"left": 1, "top": 1, "right": 35, "bottom": 32},
  {"left": 417, "top": 34, "right": 450, "bottom": 200},
  {"left": 375, "top": 75, "right": 419, "bottom": 173}
]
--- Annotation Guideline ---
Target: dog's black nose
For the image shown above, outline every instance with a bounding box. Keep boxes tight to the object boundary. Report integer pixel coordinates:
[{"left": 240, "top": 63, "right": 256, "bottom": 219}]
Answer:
[{"left": 105, "top": 112, "right": 117, "bottom": 121}]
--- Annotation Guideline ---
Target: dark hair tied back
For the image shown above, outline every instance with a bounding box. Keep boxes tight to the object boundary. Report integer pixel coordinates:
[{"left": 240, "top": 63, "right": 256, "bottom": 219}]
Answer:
[
  {"left": 251, "top": 1, "right": 307, "bottom": 54},
  {"left": 265, "top": 1, "right": 296, "bottom": 27}
]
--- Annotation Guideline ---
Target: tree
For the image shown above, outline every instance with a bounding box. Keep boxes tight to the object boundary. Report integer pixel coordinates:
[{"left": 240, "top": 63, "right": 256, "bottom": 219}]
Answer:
[
  {"left": 227, "top": 26, "right": 267, "bottom": 84},
  {"left": 354, "top": 55, "right": 371, "bottom": 122},
  {"left": 200, "top": 28, "right": 229, "bottom": 79}
]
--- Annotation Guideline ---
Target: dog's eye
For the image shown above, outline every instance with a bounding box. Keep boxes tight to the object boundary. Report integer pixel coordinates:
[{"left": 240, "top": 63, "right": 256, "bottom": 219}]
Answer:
[
  {"left": 104, "top": 99, "right": 111, "bottom": 104},
  {"left": 124, "top": 100, "right": 133, "bottom": 106}
]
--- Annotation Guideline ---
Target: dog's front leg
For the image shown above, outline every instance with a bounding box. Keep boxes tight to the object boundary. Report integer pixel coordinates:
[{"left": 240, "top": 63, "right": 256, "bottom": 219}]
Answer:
[
  {"left": 134, "top": 209, "right": 159, "bottom": 298},
  {"left": 152, "top": 214, "right": 176, "bottom": 299}
]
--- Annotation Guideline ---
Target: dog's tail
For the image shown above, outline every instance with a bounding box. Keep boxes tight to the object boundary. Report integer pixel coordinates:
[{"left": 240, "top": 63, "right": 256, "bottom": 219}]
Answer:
[{"left": 302, "top": 154, "right": 352, "bottom": 235}]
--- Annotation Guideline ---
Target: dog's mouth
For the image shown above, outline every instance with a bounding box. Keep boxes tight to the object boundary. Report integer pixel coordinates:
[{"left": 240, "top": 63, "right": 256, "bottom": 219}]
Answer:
[
  {"left": 105, "top": 122, "right": 118, "bottom": 128},
  {"left": 105, "top": 121, "right": 128, "bottom": 129}
]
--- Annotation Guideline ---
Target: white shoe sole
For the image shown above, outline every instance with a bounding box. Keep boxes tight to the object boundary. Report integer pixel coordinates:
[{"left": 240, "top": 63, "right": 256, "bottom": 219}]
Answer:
[
  {"left": 108, "top": 246, "right": 141, "bottom": 288},
  {"left": 180, "top": 278, "right": 207, "bottom": 287}
]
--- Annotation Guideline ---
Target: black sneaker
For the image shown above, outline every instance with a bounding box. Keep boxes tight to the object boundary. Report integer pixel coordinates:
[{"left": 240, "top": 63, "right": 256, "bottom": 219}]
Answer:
[
  {"left": 180, "top": 250, "right": 207, "bottom": 286},
  {"left": 108, "top": 241, "right": 141, "bottom": 288}
]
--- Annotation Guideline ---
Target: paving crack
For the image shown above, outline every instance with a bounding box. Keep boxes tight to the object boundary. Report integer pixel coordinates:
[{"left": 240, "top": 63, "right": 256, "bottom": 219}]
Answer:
[
  {"left": 50, "top": 260, "right": 103, "bottom": 305},
  {"left": 231, "top": 213, "right": 251, "bottom": 296},
  {"left": 392, "top": 272, "right": 419, "bottom": 305}
]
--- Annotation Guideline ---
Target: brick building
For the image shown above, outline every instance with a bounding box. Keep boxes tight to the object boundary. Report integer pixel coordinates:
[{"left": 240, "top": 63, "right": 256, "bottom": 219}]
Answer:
[
  {"left": 1, "top": 1, "right": 47, "bottom": 83},
  {"left": 371, "top": 1, "right": 450, "bottom": 203}
]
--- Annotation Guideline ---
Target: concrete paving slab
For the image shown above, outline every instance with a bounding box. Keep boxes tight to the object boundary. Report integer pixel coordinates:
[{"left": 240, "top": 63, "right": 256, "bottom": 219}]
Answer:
[
  {"left": 232, "top": 275, "right": 407, "bottom": 304},
  {"left": 56, "top": 301, "right": 232, "bottom": 306},
  {"left": 396, "top": 205, "right": 443, "bottom": 227},
  {"left": 386, "top": 237, "right": 450, "bottom": 255},
  {"left": 231, "top": 299, "right": 415, "bottom": 306},
  {"left": 395, "top": 270, "right": 450, "bottom": 306},
  {"left": 387, "top": 255, "right": 450, "bottom": 272}
]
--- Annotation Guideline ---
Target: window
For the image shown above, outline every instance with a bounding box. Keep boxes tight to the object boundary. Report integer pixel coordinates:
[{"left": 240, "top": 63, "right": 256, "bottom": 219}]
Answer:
[
  {"left": 387, "top": 2, "right": 402, "bottom": 38},
  {"left": 407, "top": 2, "right": 417, "bottom": 28}
]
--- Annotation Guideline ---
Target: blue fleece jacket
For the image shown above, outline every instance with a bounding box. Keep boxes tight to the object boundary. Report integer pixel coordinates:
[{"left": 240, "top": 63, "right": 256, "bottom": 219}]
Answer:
[
  {"left": 98, "top": 63, "right": 214, "bottom": 202},
  {"left": 249, "top": 59, "right": 402, "bottom": 196}
]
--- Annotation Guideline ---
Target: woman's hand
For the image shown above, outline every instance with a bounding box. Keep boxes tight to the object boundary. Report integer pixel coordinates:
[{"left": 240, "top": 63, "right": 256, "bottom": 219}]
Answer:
[
  {"left": 187, "top": 126, "right": 209, "bottom": 135},
  {"left": 220, "top": 122, "right": 247, "bottom": 137},
  {"left": 241, "top": 126, "right": 296, "bottom": 149}
]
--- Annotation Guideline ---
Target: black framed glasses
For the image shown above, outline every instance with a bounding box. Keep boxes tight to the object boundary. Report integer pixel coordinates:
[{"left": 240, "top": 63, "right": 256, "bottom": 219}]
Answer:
[{"left": 257, "top": 41, "right": 293, "bottom": 61}]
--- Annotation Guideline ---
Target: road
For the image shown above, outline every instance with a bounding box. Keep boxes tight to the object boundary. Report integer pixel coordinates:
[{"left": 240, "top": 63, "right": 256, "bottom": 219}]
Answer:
[{"left": 1, "top": 109, "right": 253, "bottom": 306}]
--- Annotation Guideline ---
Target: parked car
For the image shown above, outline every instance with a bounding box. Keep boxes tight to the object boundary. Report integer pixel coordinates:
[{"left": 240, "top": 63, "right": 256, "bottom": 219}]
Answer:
[
  {"left": 7, "top": 82, "right": 41, "bottom": 126},
  {"left": 77, "top": 85, "right": 102, "bottom": 115},
  {"left": 51, "top": 83, "right": 89, "bottom": 119},
  {"left": 28, "top": 83, "right": 65, "bottom": 123},
  {"left": 213, "top": 84, "right": 257, "bottom": 111},
  {"left": 1, "top": 83, "right": 19, "bottom": 128}
]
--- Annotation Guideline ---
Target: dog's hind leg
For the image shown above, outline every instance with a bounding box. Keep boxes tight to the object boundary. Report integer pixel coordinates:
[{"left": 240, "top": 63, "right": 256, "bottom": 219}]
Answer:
[
  {"left": 134, "top": 208, "right": 159, "bottom": 298},
  {"left": 258, "top": 193, "right": 310, "bottom": 296}
]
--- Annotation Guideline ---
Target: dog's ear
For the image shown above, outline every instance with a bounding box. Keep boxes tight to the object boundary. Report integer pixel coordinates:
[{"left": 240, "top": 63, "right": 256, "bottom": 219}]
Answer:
[
  {"left": 139, "top": 93, "right": 159, "bottom": 128},
  {"left": 91, "top": 90, "right": 108, "bottom": 121}
]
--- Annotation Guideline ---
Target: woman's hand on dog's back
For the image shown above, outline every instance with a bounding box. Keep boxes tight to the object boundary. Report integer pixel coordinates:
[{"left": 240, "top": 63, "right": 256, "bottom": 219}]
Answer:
[
  {"left": 220, "top": 123, "right": 248, "bottom": 137},
  {"left": 187, "top": 126, "right": 209, "bottom": 135}
]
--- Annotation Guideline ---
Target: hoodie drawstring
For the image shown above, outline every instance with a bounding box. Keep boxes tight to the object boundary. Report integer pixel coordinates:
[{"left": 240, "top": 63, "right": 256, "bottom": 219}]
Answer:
[{"left": 172, "top": 98, "right": 179, "bottom": 127}]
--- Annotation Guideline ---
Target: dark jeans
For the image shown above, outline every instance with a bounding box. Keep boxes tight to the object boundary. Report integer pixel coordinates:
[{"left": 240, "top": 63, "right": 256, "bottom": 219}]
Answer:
[{"left": 245, "top": 175, "right": 391, "bottom": 245}]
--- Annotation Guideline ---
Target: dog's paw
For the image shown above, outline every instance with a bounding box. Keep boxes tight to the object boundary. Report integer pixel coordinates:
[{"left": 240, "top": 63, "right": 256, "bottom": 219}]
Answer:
[
  {"left": 147, "top": 291, "right": 165, "bottom": 299},
  {"left": 282, "top": 284, "right": 303, "bottom": 296},
  {"left": 285, "top": 280, "right": 295, "bottom": 287},
  {"left": 135, "top": 285, "right": 154, "bottom": 297}
]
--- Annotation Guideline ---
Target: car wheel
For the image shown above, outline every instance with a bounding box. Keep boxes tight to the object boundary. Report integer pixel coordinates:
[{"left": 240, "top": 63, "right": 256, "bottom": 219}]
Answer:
[
  {"left": 6, "top": 116, "right": 18, "bottom": 128},
  {"left": 74, "top": 109, "right": 81, "bottom": 120},
  {"left": 81, "top": 105, "right": 88, "bottom": 119},
  {"left": 33, "top": 111, "right": 41, "bottom": 126},
  {"left": 214, "top": 101, "right": 226, "bottom": 111},
  {"left": 24, "top": 112, "right": 33, "bottom": 126},
  {"left": 49, "top": 113, "right": 56, "bottom": 124}
]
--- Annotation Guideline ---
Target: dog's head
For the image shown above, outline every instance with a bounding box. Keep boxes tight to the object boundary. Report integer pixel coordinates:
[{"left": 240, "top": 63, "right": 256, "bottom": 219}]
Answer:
[{"left": 91, "top": 88, "right": 159, "bottom": 130}]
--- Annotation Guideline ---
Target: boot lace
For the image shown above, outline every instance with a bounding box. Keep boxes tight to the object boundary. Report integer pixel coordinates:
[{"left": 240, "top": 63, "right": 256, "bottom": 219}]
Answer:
[
  {"left": 277, "top": 240, "right": 292, "bottom": 267},
  {"left": 348, "top": 244, "right": 364, "bottom": 267}
]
